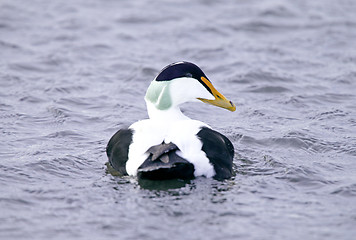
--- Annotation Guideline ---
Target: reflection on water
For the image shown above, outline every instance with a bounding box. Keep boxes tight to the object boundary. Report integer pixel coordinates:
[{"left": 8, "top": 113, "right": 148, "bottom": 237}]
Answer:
[
  {"left": 138, "top": 179, "right": 191, "bottom": 191},
  {"left": 1, "top": 0, "right": 356, "bottom": 239}
]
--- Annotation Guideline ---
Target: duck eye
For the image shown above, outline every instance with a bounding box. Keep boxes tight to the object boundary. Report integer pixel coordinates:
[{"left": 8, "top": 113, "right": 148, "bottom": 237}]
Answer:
[{"left": 185, "top": 73, "right": 193, "bottom": 78}]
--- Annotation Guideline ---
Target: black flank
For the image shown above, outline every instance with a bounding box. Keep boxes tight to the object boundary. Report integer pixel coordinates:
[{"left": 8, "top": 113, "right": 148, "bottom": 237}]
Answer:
[
  {"left": 106, "top": 128, "right": 133, "bottom": 175},
  {"left": 197, "top": 127, "right": 234, "bottom": 180}
]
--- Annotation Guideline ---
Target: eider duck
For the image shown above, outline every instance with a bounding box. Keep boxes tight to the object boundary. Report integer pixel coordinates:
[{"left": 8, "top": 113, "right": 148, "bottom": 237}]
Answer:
[{"left": 106, "top": 62, "right": 236, "bottom": 180}]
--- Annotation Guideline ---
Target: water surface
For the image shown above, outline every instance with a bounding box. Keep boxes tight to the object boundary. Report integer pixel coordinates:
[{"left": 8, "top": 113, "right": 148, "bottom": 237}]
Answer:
[{"left": 1, "top": 0, "right": 356, "bottom": 239}]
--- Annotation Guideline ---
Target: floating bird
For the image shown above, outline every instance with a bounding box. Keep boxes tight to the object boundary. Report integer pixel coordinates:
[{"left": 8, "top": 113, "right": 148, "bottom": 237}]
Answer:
[{"left": 106, "top": 62, "right": 236, "bottom": 180}]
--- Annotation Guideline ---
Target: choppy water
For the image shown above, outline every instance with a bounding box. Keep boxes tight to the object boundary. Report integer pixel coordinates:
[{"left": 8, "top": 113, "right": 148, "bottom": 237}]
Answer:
[{"left": 1, "top": 0, "right": 356, "bottom": 239}]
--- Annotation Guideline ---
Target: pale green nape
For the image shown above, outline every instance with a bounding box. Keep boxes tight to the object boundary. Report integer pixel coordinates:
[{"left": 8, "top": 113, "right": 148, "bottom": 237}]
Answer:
[{"left": 145, "top": 80, "right": 172, "bottom": 110}]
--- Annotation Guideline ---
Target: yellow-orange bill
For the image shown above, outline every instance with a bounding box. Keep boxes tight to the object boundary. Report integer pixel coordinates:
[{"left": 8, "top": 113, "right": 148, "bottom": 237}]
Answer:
[{"left": 197, "top": 77, "right": 236, "bottom": 112}]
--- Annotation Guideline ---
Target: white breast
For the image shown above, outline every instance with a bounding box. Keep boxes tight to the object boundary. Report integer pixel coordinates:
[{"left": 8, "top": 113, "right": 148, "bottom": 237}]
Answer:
[{"left": 126, "top": 119, "right": 216, "bottom": 178}]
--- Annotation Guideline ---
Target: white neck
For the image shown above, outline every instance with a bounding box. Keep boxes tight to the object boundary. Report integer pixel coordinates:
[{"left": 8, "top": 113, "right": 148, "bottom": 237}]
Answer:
[
  {"left": 144, "top": 77, "right": 213, "bottom": 122},
  {"left": 146, "top": 101, "right": 190, "bottom": 122}
]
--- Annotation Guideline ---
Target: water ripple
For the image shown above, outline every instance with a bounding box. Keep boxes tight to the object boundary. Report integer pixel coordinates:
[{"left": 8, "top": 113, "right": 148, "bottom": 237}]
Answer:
[{"left": 1, "top": 0, "right": 356, "bottom": 239}]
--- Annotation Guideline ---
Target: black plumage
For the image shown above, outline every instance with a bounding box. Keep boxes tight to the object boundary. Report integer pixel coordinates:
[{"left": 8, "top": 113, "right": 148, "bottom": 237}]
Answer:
[
  {"left": 155, "top": 62, "right": 213, "bottom": 95},
  {"left": 106, "top": 128, "right": 133, "bottom": 175},
  {"left": 197, "top": 127, "right": 234, "bottom": 180}
]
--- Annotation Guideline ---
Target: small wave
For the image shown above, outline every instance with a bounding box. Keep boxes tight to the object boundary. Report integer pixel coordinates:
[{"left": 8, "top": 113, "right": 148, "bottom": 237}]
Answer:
[
  {"left": 239, "top": 135, "right": 308, "bottom": 150},
  {"left": 235, "top": 154, "right": 286, "bottom": 176},
  {"left": 47, "top": 106, "right": 70, "bottom": 123},
  {"left": 246, "top": 85, "right": 290, "bottom": 93},
  {"left": 0, "top": 165, "right": 33, "bottom": 184},
  {"left": 116, "top": 14, "right": 180, "bottom": 25},
  {"left": 239, "top": 132, "right": 356, "bottom": 156},
  {"left": 277, "top": 166, "right": 335, "bottom": 188},
  {"left": 46, "top": 130, "right": 84, "bottom": 139},
  {"left": 284, "top": 96, "right": 309, "bottom": 108},
  {"left": 9, "top": 62, "right": 48, "bottom": 73},
  {"left": 24, "top": 157, "right": 91, "bottom": 179},
  {"left": 258, "top": 2, "right": 298, "bottom": 18},
  {"left": 308, "top": 109, "right": 349, "bottom": 121},
  {"left": 45, "top": 85, "right": 87, "bottom": 94},
  {"left": 232, "top": 20, "right": 300, "bottom": 33},
  {"left": 0, "top": 197, "right": 34, "bottom": 206},
  {"left": 331, "top": 184, "right": 356, "bottom": 197},
  {"left": 244, "top": 70, "right": 295, "bottom": 83},
  {"left": 19, "top": 95, "right": 46, "bottom": 104},
  {"left": 314, "top": 93, "right": 355, "bottom": 104},
  {"left": 140, "top": 67, "right": 159, "bottom": 79},
  {"left": 0, "top": 74, "right": 22, "bottom": 88},
  {"left": 284, "top": 94, "right": 355, "bottom": 109},
  {"left": 8, "top": 60, "right": 64, "bottom": 75},
  {"left": 57, "top": 97, "right": 92, "bottom": 107},
  {"left": 77, "top": 44, "right": 114, "bottom": 57},
  {"left": 0, "top": 40, "right": 26, "bottom": 52},
  {"left": 330, "top": 71, "right": 356, "bottom": 85}
]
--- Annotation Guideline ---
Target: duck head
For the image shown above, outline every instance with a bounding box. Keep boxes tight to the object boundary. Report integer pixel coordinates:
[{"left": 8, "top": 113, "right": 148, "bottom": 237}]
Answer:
[{"left": 145, "top": 62, "right": 236, "bottom": 118}]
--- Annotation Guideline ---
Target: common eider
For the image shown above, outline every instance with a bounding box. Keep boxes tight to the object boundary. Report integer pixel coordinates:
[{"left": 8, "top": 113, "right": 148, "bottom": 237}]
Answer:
[{"left": 106, "top": 62, "right": 236, "bottom": 180}]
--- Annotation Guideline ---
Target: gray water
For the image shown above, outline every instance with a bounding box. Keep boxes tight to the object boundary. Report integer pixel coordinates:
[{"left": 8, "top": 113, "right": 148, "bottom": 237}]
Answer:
[{"left": 1, "top": 0, "right": 356, "bottom": 239}]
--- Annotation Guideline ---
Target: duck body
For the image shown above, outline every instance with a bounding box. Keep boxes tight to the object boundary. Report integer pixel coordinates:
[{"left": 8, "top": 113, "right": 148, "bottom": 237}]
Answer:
[{"left": 106, "top": 62, "right": 236, "bottom": 180}]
